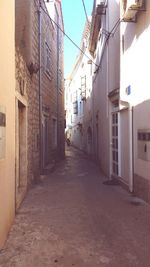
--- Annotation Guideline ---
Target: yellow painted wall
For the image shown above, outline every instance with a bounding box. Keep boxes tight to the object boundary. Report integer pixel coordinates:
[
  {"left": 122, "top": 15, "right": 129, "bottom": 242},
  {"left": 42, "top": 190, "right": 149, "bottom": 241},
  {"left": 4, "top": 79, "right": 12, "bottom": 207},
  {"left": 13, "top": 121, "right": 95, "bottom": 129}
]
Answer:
[{"left": 0, "top": 0, "right": 15, "bottom": 248}]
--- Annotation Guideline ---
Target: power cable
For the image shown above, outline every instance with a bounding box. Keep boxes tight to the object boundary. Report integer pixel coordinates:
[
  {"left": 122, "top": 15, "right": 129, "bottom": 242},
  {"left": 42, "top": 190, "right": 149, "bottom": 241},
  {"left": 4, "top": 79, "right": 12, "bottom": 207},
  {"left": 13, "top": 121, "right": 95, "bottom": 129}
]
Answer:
[
  {"left": 95, "top": 18, "right": 122, "bottom": 73},
  {"left": 111, "top": 18, "right": 122, "bottom": 36},
  {"left": 40, "top": 5, "right": 99, "bottom": 68},
  {"left": 109, "top": 18, "right": 121, "bottom": 36},
  {"left": 81, "top": 0, "right": 89, "bottom": 22},
  {"left": 36, "top": 2, "right": 121, "bottom": 71}
]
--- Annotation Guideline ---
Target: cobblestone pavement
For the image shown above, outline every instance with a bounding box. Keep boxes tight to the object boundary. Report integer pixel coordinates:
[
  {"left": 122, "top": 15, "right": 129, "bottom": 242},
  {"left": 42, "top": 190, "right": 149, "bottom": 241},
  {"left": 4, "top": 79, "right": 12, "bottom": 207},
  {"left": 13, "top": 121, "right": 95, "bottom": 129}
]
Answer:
[{"left": 1, "top": 146, "right": 150, "bottom": 267}]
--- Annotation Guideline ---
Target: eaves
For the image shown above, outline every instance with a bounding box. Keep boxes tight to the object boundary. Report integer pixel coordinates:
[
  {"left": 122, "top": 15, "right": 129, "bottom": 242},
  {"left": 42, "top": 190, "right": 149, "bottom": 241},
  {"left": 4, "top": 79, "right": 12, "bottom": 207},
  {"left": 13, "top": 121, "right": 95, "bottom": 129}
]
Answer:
[{"left": 88, "top": 4, "right": 103, "bottom": 55}]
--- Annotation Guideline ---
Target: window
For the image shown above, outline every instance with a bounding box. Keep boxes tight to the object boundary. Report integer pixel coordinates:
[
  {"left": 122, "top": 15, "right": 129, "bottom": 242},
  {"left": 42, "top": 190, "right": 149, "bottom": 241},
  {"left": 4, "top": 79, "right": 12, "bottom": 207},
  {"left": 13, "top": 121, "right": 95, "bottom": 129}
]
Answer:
[
  {"left": 80, "top": 101, "right": 82, "bottom": 115},
  {"left": 73, "top": 101, "right": 78, "bottom": 114},
  {"left": 45, "top": 42, "right": 51, "bottom": 77},
  {"left": 112, "top": 112, "right": 119, "bottom": 176}
]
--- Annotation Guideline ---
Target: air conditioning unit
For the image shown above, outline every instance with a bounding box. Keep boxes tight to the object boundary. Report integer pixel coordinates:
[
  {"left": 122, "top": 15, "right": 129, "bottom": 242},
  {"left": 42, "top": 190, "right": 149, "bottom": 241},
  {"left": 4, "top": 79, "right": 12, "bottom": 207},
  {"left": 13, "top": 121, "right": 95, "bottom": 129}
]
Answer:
[
  {"left": 99, "top": 0, "right": 105, "bottom": 5},
  {"left": 96, "top": 0, "right": 106, "bottom": 7},
  {"left": 127, "top": 0, "right": 143, "bottom": 9},
  {"left": 122, "top": 0, "right": 144, "bottom": 21},
  {"left": 97, "top": 0, "right": 106, "bottom": 15}
]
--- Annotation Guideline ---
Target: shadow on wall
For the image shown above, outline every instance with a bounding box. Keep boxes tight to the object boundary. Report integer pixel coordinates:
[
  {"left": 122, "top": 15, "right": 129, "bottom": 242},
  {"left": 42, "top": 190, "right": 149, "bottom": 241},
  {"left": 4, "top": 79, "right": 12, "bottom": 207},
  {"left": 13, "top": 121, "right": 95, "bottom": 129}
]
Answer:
[
  {"left": 133, "top": 98, "right": 150, "bottom": 131},
  {"left": 133, "top": 98, "right": 150, "bottom": 203}
]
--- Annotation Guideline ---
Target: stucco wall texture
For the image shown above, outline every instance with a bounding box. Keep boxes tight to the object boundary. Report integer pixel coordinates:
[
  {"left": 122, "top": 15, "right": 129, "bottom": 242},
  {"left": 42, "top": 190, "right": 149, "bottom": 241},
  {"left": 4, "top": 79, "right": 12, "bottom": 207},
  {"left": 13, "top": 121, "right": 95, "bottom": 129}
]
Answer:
[{"left": 0, "top": 1, "right": 16, "bottom": 249}]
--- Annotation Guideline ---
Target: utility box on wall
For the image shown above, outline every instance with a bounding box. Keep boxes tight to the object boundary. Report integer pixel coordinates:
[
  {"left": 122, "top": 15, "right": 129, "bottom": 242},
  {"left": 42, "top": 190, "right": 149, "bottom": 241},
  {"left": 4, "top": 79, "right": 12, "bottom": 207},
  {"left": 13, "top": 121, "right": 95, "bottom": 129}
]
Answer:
[
  {"left": 0, "top": 107, "right": 6, "bottom": 160},
  {"left": 138, "top": 130, "right": 150, "bottom": 161}
]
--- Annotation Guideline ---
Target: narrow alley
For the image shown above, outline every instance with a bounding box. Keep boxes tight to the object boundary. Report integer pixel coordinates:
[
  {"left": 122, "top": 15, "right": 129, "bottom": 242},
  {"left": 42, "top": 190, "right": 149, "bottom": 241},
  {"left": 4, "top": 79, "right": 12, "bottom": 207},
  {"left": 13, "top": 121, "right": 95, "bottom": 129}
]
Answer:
[{"left": 0, "top": 146, "right": 150, "bottom": 267}]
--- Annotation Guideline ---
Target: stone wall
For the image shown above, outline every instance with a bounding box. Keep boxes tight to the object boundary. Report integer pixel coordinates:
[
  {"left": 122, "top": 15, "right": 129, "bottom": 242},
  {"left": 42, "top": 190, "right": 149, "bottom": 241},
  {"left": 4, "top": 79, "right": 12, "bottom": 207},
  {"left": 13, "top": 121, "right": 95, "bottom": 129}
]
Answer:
[
  {"left": 15, "top": 0, "right": 40, "bottom": 185},
  {"left": 15, "top": 47, "right": 30, "bottom": 208},
  {"left": 15, "top": 0, "right": 65, "bottom": 180}
]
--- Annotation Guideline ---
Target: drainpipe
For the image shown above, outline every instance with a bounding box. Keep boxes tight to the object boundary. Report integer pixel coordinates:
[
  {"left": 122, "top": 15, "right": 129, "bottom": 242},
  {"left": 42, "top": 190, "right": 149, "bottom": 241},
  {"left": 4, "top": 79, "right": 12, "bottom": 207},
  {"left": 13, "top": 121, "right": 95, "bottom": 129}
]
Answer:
[
  {"left": 56, "top": 8, "right": 59, "bottom": 157},
  {"left": 38, "top": 0, "right": 43, "bottom": 174},
  {"left": 106, "top": 2, "right": 111, "bottom": 179},
  {"left": 129, "top": 104, "right": 133, "bottom": 192},
  {"left": 132, "top": 106, "right": 134, "bottom": 192},
  {"left": 91, "top": 71, "right": 95, "bottom": 159}
]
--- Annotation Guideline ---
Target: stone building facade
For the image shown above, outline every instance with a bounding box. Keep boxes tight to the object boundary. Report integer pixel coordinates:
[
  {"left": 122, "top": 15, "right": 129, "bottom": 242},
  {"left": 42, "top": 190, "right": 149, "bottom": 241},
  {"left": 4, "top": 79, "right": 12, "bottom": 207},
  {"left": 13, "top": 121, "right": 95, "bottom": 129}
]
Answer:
[
  {"left": 15, "top": 0, "right": 65, "bottom": 206},
  {"left": 15, "top": 0, "right": 40, "bottom": 194}
]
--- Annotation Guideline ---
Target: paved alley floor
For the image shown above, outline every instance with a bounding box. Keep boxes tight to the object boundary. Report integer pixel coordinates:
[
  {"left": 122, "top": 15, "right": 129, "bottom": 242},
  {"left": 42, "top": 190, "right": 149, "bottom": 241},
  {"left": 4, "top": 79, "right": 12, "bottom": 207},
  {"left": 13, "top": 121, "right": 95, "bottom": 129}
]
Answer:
[{"left": 1, "top": 147, "right": 150, "bottom": 267}]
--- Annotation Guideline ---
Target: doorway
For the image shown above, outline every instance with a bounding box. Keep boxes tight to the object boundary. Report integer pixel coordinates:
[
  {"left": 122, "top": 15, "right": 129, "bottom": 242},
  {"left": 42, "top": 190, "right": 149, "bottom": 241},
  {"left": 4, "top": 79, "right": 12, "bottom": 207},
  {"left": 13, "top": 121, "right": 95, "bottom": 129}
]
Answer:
[
  {"left": 16, "top": 100, "right": 27, "bottom": 209},
  {"left": 111, "top": 112, "right": 119, "bottom": 177}
]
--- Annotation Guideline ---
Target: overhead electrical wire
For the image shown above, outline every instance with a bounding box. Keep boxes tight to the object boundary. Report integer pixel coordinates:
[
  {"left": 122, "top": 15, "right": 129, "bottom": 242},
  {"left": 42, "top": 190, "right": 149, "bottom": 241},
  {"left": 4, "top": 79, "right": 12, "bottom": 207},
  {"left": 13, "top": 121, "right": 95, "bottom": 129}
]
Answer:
[
  {"left": 40, "top": 5, "right": 99, "bottom": 68},
  {"left": 37, "top": 1, "right": 121, "bottom": 71},
  {"left": 81, "top": 0, "right": 89, "bottom": 22},
  {"left": 109, "top": 18, "right": 122, "bottom": 36},
  {"left": 112, "top": 18, "right": 122, "bottom": 36},
  {"left": 95, "top": 18, "right": 122, "bottom": 73}
]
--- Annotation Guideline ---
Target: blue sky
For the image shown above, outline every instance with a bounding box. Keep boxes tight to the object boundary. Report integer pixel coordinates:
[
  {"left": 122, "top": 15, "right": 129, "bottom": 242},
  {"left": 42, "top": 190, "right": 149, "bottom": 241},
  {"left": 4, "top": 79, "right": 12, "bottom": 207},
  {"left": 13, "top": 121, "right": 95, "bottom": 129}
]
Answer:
[{"left": 62, "top": 0, "right": 93, "bottom": 77}]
